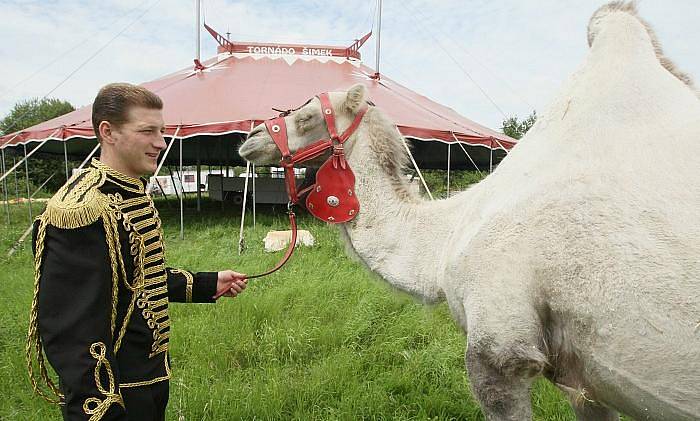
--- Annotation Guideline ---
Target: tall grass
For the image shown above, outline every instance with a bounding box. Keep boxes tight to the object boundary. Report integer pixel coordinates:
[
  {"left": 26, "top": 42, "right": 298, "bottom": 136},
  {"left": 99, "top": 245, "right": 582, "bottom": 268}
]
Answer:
[{"left": 0, "top": 198, "right": 576, "bottom": 420}]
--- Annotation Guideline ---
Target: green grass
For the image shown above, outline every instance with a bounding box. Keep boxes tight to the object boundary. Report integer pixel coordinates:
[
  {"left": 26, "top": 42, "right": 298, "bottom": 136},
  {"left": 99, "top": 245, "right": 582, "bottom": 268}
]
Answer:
[{"left": 0, "top": 197, "right": 576, "bottom": 420}]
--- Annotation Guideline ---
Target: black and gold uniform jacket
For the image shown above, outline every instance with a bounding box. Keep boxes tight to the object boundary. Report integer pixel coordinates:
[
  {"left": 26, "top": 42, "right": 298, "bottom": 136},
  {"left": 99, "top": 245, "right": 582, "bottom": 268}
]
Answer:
[{"left": 27, "top": 159, "right": 218, "bottom": 420}]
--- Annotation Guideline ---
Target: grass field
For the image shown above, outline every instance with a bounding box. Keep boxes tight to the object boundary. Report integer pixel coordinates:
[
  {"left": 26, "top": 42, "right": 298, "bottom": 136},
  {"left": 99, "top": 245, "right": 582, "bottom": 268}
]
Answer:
[{"left": 0, "top": 196, "right": 579, "bottom": 420}]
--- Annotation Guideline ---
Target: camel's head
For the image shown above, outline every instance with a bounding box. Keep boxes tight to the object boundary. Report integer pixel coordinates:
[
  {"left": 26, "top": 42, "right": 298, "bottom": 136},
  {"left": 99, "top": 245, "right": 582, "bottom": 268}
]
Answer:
[
  {"left": 240, "top": 84, "right": 368, "bottom": 165},
  {"left": 586, "top": 1, "right": 639, "bottom": 47},
  {"left": 586, "top": 1, "right": 695, "bottom": 90}
]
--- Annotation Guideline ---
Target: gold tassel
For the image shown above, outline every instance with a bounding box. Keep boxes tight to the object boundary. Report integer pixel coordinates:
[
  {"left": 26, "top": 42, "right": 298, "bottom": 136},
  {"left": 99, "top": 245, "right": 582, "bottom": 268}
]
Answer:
[{"left": 26, "top": 217, "right": 64, "bottom": 404}]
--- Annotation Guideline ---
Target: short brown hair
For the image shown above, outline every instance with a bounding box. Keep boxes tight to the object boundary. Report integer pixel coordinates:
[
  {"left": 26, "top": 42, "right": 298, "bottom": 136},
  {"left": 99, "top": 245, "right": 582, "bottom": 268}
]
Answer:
[{"left": 92, "top": 83, "right": 163, "bottom": 141}]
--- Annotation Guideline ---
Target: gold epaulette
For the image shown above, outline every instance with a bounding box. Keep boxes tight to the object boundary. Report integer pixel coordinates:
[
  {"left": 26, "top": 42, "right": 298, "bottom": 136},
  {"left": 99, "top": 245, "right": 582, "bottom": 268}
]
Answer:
[{"left": 43, "top": 167, "right": 108, "bottom": 229}]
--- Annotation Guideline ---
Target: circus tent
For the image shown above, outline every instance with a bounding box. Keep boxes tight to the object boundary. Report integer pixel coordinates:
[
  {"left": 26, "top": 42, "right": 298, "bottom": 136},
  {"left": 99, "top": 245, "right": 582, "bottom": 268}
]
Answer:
[{"left": 0, "top": 25, "right": 515, "bottom": 172}]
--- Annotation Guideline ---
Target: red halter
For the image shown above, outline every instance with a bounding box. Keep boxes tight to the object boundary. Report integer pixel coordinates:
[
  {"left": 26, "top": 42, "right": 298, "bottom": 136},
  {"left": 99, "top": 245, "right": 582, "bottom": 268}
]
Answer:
[
  {"left": 265, "top": 92, "right": 368, "bottom": 220},
  {"left": 214, "top": 92, "right": 368, "bottom": 298}
]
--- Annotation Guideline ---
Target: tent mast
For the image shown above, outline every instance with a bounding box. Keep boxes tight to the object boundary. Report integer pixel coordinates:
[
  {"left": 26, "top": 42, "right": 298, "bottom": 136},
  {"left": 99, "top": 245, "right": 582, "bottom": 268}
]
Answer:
[
  {"left": 373, "top": 0, "right": 383, "bottom": 79},
  {"left": 196, "top": 0, "right": 201, "bottom": 62}
]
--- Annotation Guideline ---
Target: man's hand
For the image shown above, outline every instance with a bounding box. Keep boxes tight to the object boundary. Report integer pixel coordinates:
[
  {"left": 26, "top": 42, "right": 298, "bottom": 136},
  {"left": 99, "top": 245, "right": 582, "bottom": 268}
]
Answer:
[{"left": 214, "top": 270, "right": 247, "bottom": 300}]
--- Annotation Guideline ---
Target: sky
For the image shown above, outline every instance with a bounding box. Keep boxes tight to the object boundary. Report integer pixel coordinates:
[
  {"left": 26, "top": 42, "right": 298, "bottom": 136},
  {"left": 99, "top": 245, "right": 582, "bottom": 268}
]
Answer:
[{"left": 0, "top": 0, "right": 698, "bottom": 131}]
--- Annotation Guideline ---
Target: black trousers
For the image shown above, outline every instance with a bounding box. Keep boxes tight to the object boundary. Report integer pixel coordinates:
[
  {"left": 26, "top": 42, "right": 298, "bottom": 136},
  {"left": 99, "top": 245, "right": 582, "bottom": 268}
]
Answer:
[{"left": 60, "top": 380, "right": 169, "bottom": 421}]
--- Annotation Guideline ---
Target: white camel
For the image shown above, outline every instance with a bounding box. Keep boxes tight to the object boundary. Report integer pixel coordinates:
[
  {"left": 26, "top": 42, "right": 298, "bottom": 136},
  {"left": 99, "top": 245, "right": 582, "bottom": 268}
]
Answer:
[{"left": 239, "top": 2, "right": 700, "bottom": 419}]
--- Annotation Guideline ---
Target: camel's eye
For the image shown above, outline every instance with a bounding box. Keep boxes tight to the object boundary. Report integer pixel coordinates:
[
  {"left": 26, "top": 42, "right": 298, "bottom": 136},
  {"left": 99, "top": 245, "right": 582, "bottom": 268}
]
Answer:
[{"left": 295, "top": 113, "right": 315, "bottom": 134}]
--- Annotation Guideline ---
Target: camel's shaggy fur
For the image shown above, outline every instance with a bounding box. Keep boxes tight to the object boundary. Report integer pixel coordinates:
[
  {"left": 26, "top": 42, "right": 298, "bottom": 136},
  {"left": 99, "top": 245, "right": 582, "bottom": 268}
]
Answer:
[{"left": 240, "top": 2, "right": 699, "bottom": 419}]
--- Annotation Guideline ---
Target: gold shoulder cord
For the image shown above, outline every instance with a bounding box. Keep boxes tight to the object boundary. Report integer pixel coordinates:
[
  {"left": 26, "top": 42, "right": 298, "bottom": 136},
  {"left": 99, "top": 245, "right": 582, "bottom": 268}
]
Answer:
[
  {"left": 102, "top": 212, "right": 122, "bottom": 338},
  {"left": 82, "top": 342, "right": 125, "bottom": 420},
  {"left": 26, "top": 216, "right": 63, "bottom": 404}
]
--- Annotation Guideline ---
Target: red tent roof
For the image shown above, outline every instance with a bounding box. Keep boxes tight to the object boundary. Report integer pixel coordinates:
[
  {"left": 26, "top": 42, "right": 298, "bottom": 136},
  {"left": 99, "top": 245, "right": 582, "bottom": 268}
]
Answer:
[{"left": 0, "top": 30, "right": 515, "bottom": 153}]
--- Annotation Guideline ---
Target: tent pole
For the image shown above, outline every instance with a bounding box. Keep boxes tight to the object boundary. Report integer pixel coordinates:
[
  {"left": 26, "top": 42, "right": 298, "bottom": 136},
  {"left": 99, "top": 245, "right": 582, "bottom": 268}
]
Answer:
[
  {"left": 489, "top": 139, "right": 493, "bottom": 173},
  {"left": 452, "top": 133, "right": 482, "bottom": 176},
  {"left": 251, "top": 163, "right": 256, "bottom": 227},
  {"left": 249, "top": 122, "right": 256, "bottom": 226},
  {"left": 401, "top": 137, "right": 433, "bottom": 200},
  {"left": 225, "top": 136, "right": 230, "bottom": 177},
  {"left": 23, "top": 145, "right": 33, "bottom": 222},
  {"left": 150, "top": 127, "right": 181, "bottom": 206},
  {"left": 0, "top": 136, "right": 53, "bottom": 184},
  {"left": 492, "top": 137, "right": 511, "bottom": 155},
  {"left": 13, "top": 157, "right": 20, "bottom": 203},
  {"left": 219, "top": 137, "right": 224, "bottom": 211},
  {"left": 1, "top": 149, "right": 10, "bottom": 224},
  {"left": 375, "top": 0, "right": 383, "bottom": 77},
  {"left": 196, "top": 142, "right": 201, "bottom": 212},
  {"left": 78, "top": 142, "right": 101, "bottom": 170},
  {"left": 153, "top": 127, "right": 181, "bottom": 178},
  {"left": 7, "top": 172, "right": 58, "bottom": 258},
  {"left": 238, "top": 161, "right": 251, "bottom": 255},
  {"left": 168, "top": 167, "right": 181, "bottom": 202},
  {"left": 175, "top": 165, "right": 186, "bottom": 199},
  {"left": 63, "top": 141, "right": 69, "bottom": 181},
  {"left": 446, "top": 144, "right": 451, "bottom": 197},
  {"left": 31, "top": 172, "right": 55, "bottom": 199},
  {"left": 154, "top": 178, "right": 171, "bottom": 207},
  {"left": 179, "top": 136, "right": 184, "bottom": 240}
]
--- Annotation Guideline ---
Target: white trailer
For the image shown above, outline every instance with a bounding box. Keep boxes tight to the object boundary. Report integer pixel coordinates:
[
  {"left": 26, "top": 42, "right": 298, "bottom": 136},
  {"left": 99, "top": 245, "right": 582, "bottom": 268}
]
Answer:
[{"left": 148, "top": 170, "right": 214, "bottom": 196}]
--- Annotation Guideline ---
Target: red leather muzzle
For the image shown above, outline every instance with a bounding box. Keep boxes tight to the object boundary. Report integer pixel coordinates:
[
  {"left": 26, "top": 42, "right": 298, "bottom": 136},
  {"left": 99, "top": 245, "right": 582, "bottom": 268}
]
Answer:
[{"left": 264, "top": 92, "right": 368, "bottom": 224}]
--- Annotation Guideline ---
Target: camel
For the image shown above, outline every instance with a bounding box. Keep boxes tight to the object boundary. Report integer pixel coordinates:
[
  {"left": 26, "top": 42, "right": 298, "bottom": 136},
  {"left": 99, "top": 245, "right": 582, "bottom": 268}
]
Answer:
[{"left": 239, "top": 2, "right": 700, "bottom": 419}]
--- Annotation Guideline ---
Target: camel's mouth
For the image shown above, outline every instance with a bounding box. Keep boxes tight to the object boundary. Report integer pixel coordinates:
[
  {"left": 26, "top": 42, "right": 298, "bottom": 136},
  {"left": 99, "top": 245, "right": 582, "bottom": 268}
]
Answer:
[{"left": 239, "top": 128, "right": 281, "bottom": 165}]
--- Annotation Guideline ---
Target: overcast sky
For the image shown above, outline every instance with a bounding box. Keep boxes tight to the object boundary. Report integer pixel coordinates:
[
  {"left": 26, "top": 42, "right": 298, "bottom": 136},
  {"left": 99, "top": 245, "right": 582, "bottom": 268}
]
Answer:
[{"left": 1, "top": 0, "right": 697, "bottom": 130}]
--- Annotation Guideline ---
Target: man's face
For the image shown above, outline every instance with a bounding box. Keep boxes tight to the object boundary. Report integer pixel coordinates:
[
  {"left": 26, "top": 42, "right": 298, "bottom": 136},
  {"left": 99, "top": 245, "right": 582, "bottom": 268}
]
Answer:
[{"left": 109, "top": 106, "right": 166, "bottom": 177}]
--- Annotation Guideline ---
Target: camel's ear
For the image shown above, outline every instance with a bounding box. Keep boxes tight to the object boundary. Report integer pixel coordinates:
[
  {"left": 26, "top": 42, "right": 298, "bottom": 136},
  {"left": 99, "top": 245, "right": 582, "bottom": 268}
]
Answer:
[{"left": 344, "top": 84, "right": 366, "bottom": 113}]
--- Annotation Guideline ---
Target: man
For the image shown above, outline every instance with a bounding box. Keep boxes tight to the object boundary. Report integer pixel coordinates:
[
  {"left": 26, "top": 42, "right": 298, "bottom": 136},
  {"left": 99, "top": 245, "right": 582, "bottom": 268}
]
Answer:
[{"left": 27, "top": 83, "right": 247, "bottom": 420}]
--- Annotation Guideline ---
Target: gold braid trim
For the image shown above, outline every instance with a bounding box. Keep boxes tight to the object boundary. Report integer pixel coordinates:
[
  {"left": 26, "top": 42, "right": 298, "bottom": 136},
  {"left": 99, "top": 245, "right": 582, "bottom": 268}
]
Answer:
[
  {"left": 43, "top": 168, "right": 107, "bottom": 230},
  {"left": 91, "top": 158, "right": 145, "bottom": 194},
  {"left": 101, "top": 211, "right": 122, "bottom": 344},
  {"left": 83, "top": 342, "right": 125, "bottom": 420},
  {"left": 170, "top": 269, "right": 194, "bottom": 302},
  {"left": 106, "top": 193, "right": 145, "bottom": 355},
  {"left": 120, "top": 353, "right": 171, "bottom": 388},
  {"left": 26, "top": 216, "right": 64, "bottom": 404}
]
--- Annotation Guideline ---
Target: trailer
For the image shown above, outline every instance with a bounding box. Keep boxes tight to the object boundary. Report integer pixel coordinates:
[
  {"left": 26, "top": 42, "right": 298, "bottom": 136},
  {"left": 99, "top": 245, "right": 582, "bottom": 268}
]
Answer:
[
  {"left": 148, "top": 170, "right": 214, "bottom": 196},
  {"left": 207, "top": 174, "right": 303, "bottom": 205}
]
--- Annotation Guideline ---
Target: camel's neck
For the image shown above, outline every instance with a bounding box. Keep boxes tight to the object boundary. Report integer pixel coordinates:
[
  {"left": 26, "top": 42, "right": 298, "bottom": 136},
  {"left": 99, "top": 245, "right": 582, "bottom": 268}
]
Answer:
[{"left": 339, "top": 116, "right": 464, "bottom": 302}]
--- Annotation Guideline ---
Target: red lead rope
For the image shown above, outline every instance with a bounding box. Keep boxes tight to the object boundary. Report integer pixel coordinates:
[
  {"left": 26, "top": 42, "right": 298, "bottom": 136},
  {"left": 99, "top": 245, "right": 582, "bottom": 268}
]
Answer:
[
  {"left": 212, "top": 116, "right": 301, "bottom": 299},
  {"left": 213, "top": 210, "right": 297, "bottom": 299}
]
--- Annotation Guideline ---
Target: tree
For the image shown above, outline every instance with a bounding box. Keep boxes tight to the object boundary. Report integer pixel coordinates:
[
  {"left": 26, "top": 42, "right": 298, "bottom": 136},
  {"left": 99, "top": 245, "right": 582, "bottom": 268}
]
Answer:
[
  {"left": 1, "top": 98, "right": 76, "bottom": 193},
  {"left": 501, "top": 110, "right": 537, "bottom": 140},
  {"left": 0, "top": 97, "right": 74, "bottom": 135}
]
